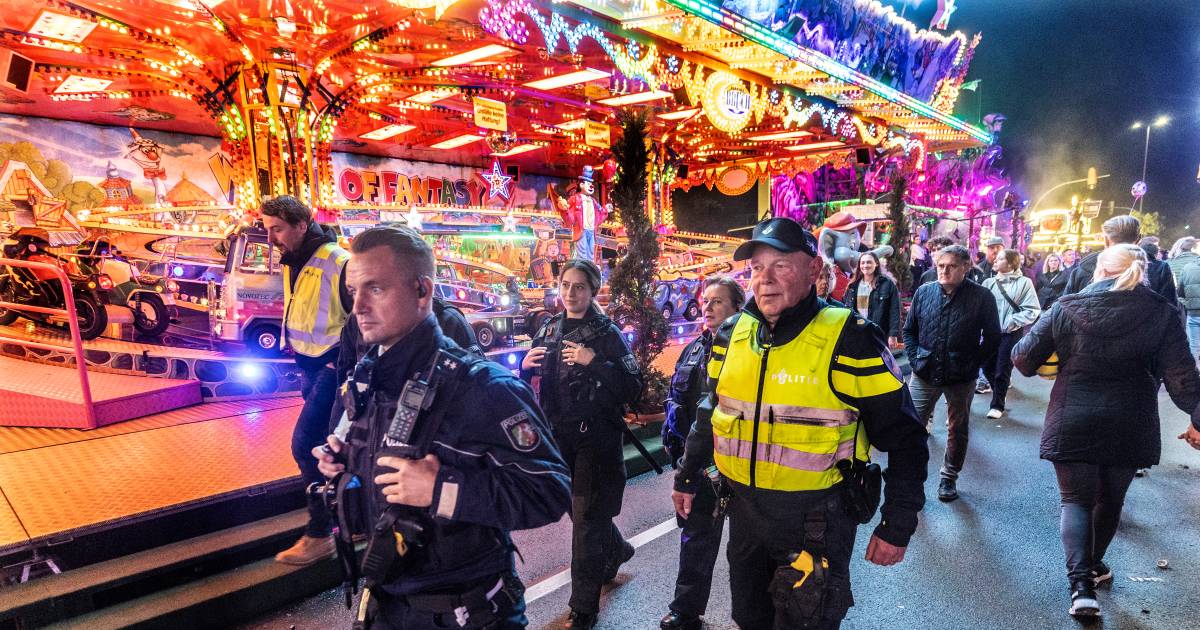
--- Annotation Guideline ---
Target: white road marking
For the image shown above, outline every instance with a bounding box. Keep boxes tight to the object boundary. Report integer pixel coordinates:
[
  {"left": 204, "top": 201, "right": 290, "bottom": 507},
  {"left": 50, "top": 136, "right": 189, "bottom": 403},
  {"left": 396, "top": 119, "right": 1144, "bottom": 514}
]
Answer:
[{"left": 524, "top": 517, "right": 679, "bottom": 603}]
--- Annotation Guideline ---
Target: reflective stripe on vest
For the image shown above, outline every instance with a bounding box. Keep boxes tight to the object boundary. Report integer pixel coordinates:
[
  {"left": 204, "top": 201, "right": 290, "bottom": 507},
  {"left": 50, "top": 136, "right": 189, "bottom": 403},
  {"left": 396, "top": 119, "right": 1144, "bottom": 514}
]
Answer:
[
  {"left": 709, "top": 307, "right": 872, "bottom": 491},
  {"left": 283, "top": 242, "right": 349, "bottom": 357}
]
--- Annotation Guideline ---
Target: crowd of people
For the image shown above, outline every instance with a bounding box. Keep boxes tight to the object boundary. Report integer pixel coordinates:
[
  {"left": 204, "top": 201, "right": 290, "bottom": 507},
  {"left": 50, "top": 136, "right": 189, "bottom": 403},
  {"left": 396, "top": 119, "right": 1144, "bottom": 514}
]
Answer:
[{"left": 258, "top": 193, "right": 1200, "bottom": 629}]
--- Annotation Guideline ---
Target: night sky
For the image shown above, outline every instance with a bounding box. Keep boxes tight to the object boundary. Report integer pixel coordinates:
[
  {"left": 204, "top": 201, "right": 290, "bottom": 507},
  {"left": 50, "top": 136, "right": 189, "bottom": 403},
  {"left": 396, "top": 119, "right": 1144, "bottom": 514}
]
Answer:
[{"left": 938, "top": 0, "right": 1200, "bottom": 239}]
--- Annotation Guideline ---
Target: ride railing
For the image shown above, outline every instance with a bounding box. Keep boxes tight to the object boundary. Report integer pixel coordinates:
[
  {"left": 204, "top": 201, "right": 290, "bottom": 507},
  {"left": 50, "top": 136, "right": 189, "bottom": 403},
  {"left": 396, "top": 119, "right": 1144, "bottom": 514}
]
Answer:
[{"left": 0, "top": 256, "right": 97, "bottom": 428}]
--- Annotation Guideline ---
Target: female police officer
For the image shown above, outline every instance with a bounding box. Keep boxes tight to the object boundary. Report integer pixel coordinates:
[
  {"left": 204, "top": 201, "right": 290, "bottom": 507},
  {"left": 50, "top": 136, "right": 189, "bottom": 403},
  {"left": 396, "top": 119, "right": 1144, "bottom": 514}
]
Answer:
[
  {"left": 660, "top": 275, "right": 744, "bottom": 630},
  {"left": 521, "top": 258, "right": 643, "bottom": 630}
]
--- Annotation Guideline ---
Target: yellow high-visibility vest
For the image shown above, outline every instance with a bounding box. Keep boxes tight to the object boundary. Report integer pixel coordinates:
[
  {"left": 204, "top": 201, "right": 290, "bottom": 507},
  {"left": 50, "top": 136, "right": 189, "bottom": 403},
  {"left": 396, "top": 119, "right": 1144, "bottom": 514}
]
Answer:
[
  {"left": 708, "top": 307, "right": 889, "bottom": 491},
  {"left": 282, "top": 242, "right": 349, "bottom": 358}
]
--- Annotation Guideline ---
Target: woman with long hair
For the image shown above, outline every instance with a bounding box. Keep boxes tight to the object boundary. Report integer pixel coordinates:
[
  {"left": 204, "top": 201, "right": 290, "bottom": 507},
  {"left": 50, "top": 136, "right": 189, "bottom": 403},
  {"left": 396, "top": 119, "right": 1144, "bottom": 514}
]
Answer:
[
  {"left": 845, "top": 251, "right": 900, "bottom": 346},
  {"left": 981, "top": 249, "right": 1041, "bottom": 418},
  {"left": 1036, "top": 253, "right": 1068, "bottom": 308},
  {"left": 1013, "top": 244, "right": 1200, "bottom": 619}
]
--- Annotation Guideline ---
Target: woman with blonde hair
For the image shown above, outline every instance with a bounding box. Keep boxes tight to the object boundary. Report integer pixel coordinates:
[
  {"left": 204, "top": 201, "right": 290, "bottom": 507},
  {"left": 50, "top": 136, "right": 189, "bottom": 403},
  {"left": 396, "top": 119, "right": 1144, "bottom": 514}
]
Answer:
[
  {"left": 1013, "top": 243, "right": 1200, "bottom": 619},
  {"left": 1036, "top": 252, "right": 1068, "bottom": 308}
]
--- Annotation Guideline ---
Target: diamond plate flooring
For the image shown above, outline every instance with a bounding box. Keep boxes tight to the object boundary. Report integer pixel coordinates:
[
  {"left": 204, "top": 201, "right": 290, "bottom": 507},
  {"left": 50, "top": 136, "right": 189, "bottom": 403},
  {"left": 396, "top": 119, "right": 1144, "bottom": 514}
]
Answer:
[{"left": 0, "top": 397, "right": 302, "bottom": 551}]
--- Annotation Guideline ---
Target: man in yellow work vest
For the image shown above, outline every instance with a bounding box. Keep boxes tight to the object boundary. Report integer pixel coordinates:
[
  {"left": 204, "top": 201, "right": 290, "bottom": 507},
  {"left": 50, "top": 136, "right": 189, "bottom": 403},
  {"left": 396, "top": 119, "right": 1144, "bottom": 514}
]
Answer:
[
  {"left": 261, "top": 195, "right": 353, "bottom": 566},
  {"left": 671, "top": 218, "right": 930, "bottom": 629}
]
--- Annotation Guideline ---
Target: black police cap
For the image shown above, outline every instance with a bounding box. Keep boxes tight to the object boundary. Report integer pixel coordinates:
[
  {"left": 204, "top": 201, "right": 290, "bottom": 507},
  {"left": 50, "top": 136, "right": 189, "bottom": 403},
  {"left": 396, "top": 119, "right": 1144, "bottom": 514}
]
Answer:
[{"left": 733, "top": 217, "right": 820, "bottom": 261}]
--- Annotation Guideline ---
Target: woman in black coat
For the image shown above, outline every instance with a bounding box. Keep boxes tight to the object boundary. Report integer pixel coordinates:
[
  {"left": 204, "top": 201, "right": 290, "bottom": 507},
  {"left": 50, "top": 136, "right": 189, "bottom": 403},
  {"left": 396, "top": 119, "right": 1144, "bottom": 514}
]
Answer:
[
  {"left": 845, "top": 251, "right": 901, "bottom": 346},
  {"left": 1012, "top": 244, "right": 1200, "bottom": 619},
  {"left": 1035, "top": 252, "right": 1068, "bottom": 308}
]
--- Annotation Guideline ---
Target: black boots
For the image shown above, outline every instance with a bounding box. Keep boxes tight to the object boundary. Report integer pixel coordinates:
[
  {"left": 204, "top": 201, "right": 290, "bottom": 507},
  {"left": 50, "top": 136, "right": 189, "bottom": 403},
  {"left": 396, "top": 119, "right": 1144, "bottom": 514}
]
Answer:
[
  {"left": 565, "top": 609, "right": 598, "bottom": 629},
  {"left": 937, "top": 477, "right": 959, "bottom": 502},
  {"left": 602, "top": 539, "right": 635, "bottom": 583},
  {"left": 660, "top": 611, "right": 703, "bottom": 630}
]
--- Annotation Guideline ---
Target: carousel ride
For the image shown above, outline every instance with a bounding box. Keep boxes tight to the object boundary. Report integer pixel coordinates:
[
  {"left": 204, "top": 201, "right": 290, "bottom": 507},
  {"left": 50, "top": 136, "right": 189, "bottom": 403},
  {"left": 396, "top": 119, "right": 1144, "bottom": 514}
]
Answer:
[{"left": 0, "top": 0, "right": 994, "bottom": 598}]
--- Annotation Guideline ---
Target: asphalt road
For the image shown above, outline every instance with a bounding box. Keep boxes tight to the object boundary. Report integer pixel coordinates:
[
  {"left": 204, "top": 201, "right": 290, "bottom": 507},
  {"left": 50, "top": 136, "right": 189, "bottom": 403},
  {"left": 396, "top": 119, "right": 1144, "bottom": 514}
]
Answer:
[{"left": 238, "top": 373, "right": 1200, "bottom": 629}]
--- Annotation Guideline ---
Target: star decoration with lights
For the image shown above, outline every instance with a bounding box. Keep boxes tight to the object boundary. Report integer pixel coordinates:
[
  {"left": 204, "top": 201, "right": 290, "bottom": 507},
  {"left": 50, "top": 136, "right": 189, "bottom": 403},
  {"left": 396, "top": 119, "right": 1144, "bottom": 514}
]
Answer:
[
  {"left": 481, "top": 160, "right": 513, "bottom": 201},
  {"left": 405, "top": 208, "right": 425, "bottom": 230},
  {"left": 501, "top": 211, "right": 519, "bottom": 232}
]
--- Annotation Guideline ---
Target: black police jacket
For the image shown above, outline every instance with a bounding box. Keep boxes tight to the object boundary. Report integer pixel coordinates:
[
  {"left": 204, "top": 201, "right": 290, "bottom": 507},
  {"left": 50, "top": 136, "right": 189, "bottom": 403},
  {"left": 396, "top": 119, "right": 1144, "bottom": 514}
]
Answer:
[
  {"left": 662, "top": 330, "right": 712, "bottom": 458},
  {"left": 343, "top": 315, "right": 571, "bottom": 596},
  {"left": 330, "top": 297, "right": 480, "bottom": 433},
  {"left": 521, "top": 303, "right": 643, "bottom": 423}
]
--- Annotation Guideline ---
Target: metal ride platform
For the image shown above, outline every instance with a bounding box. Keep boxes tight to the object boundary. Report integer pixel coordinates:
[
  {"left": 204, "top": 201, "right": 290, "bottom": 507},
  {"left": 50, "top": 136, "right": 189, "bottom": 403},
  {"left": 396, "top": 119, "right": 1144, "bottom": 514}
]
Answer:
[
  {"left": 0, "top": 322, "right": 300, "bottom": 400},
  {"left": 0, "top": 396, "right": 303, "bottom": 557},
  {"left": 0, "top": 356, "right": 200, "bottom": 428}
]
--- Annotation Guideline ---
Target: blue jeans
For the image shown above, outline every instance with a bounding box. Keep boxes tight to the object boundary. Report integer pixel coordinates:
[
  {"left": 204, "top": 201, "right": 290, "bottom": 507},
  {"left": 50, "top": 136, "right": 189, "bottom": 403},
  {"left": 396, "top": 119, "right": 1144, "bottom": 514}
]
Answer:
[
  {"left": 573, "top": 229, "right": 595, "bottom": 262},
  {"left": 1186, "top": 315, "right": 1200, "bottom": 362}
]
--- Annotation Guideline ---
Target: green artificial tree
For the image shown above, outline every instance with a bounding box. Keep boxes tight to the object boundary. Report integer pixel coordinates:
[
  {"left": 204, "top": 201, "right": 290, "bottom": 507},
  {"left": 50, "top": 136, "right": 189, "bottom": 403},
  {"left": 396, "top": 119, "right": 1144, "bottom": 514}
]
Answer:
[
  {"left": 885, "top": 175, "right": 913, "bottom": 294},
  {"left": 606, "top": 112, "right": 669, "bottom": 411}
]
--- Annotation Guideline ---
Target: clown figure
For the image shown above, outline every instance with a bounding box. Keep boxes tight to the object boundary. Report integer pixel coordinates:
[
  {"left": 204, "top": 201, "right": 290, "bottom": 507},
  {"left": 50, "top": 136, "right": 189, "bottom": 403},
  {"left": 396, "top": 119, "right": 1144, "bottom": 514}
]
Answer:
[{"left": 556, "top": 165, "right": 608, "bottom": 262}]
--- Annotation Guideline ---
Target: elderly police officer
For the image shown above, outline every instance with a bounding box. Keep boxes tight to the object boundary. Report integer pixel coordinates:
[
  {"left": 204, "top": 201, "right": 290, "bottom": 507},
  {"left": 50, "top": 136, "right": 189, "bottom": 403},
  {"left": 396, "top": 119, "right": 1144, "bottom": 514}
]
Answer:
[
  {"left": 521, "top": 258, "right": 643, "bottom": 630},
  {"left": 672, "top": 218, "right": 930, "bottom": 629},
  {"left": 314, "top": 226, "right": 571, "bottom": 629},
  {"left": 660, "top": 275, "right": 745, "bottom": 630},
  {"left": 262, "top": 195, "right": 352, "bottom": 567}
]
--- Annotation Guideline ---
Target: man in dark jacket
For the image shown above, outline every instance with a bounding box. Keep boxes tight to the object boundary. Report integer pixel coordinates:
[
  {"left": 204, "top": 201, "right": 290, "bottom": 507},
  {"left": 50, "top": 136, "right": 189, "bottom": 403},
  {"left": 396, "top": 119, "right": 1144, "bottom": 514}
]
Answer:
[
  {"left": 315, "top": 226, "right": 571, "bottom": 629},
  {"left": 903, "top": 245, "right": 1002, "bottom": 502},
  {"left": 975, "top": 236, "right": 1005, "bottom": 281},
  {"left": 1063, "top": 215, "right": 1176, "bottom": 302},
  {"left": 919, "top": 237, "right": 983, "bottom": 287}
]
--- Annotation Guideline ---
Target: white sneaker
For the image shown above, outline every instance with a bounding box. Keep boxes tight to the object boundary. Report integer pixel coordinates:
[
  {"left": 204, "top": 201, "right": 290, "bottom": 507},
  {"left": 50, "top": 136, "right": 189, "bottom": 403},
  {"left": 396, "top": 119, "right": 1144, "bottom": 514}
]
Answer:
[
  {"left": 1069, "top": 582, "right": 1100, "bottom": 618},
  {"left": 986, "top": 408, "right": 1003, "bottom": 419}
]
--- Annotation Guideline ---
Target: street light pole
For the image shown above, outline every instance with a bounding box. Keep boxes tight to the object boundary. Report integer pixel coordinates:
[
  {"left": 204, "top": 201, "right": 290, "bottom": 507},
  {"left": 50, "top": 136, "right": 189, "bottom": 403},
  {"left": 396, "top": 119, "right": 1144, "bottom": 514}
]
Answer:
[
  {"left": 1140, "top": 124, "right": 1151, "bottom": 209},
  {"left": 1131, "top": 116, "right": 1169, "bottom": 212}
]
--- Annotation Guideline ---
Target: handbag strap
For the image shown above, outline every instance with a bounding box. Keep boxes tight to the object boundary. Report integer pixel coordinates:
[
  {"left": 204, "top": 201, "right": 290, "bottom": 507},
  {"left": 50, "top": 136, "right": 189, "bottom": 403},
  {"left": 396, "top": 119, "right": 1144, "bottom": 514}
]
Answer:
[{"left": 994, "top": 278, "right": 1024, "bottom": 312}]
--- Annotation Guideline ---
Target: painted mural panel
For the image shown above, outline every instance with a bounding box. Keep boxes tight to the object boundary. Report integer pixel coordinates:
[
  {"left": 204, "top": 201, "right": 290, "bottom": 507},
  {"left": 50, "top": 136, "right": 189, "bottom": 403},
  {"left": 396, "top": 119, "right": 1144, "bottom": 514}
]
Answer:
[
  {"left": 0, "top": 115, "right": 233, "bottom": 211},
  {"left": 720, "top": 0, "right": 969, "bottom": 102}
]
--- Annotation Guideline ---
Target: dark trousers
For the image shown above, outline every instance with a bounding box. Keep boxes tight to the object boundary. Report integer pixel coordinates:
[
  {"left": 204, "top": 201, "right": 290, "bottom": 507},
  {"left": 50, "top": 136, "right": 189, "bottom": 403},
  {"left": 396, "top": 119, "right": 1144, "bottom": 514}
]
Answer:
[
  {"left": 726, "top": 494, "right": 855, "bottom": 630},
  {"left": 554, "top": 418, "right": 628, "bottom": 614},
  {"left": 373, "top": 573, "right": 528, "bottom": 629},
  {"left": 909, "top": 376, "right": 976, "bottom": 481},
  {"left": 984, "top": 330, "right": 1023, "bottom": 411},
  {"left": 295, "top": 365, "right": 336, "bottom": 537},
  {"left": 1053, "top": 462, "right": 1137, "bottom": 584},
  {"left": 670, "top": 476, "right": 725, "bottom": 617}
]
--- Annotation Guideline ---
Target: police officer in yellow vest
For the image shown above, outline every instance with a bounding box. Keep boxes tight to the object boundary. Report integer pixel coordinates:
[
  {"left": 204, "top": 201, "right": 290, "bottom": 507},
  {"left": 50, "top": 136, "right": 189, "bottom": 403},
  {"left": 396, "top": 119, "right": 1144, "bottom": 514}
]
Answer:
[
  {"left": 261, "top": 195, "right": 353, "bottom": 566},
  {"left": 672, "top": 218, "right": 929, "bottom": 629}
]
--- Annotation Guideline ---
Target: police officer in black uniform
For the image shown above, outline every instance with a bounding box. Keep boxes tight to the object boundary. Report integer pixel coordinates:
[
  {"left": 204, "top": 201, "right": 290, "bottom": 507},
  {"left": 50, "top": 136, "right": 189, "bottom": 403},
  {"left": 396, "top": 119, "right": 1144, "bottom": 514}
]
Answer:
[
  {"left": 659, "top": 275, "right": 744, "bottom": 630},
  {"left": 520, "top": 258, "right": 643, "bottom": 630},
  {"left": 337, "top": 294, "right": 482, "bottom": 387},
  {"left": 315, "top": 226, "right": 571, "bottom": 629}
]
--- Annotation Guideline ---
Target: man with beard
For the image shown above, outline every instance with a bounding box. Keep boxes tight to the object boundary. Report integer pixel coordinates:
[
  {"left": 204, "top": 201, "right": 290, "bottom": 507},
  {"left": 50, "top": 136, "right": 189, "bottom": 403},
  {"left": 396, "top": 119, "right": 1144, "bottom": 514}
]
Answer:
[{"left": 262, "top": 195, "right": 352, "bottom": 566}]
